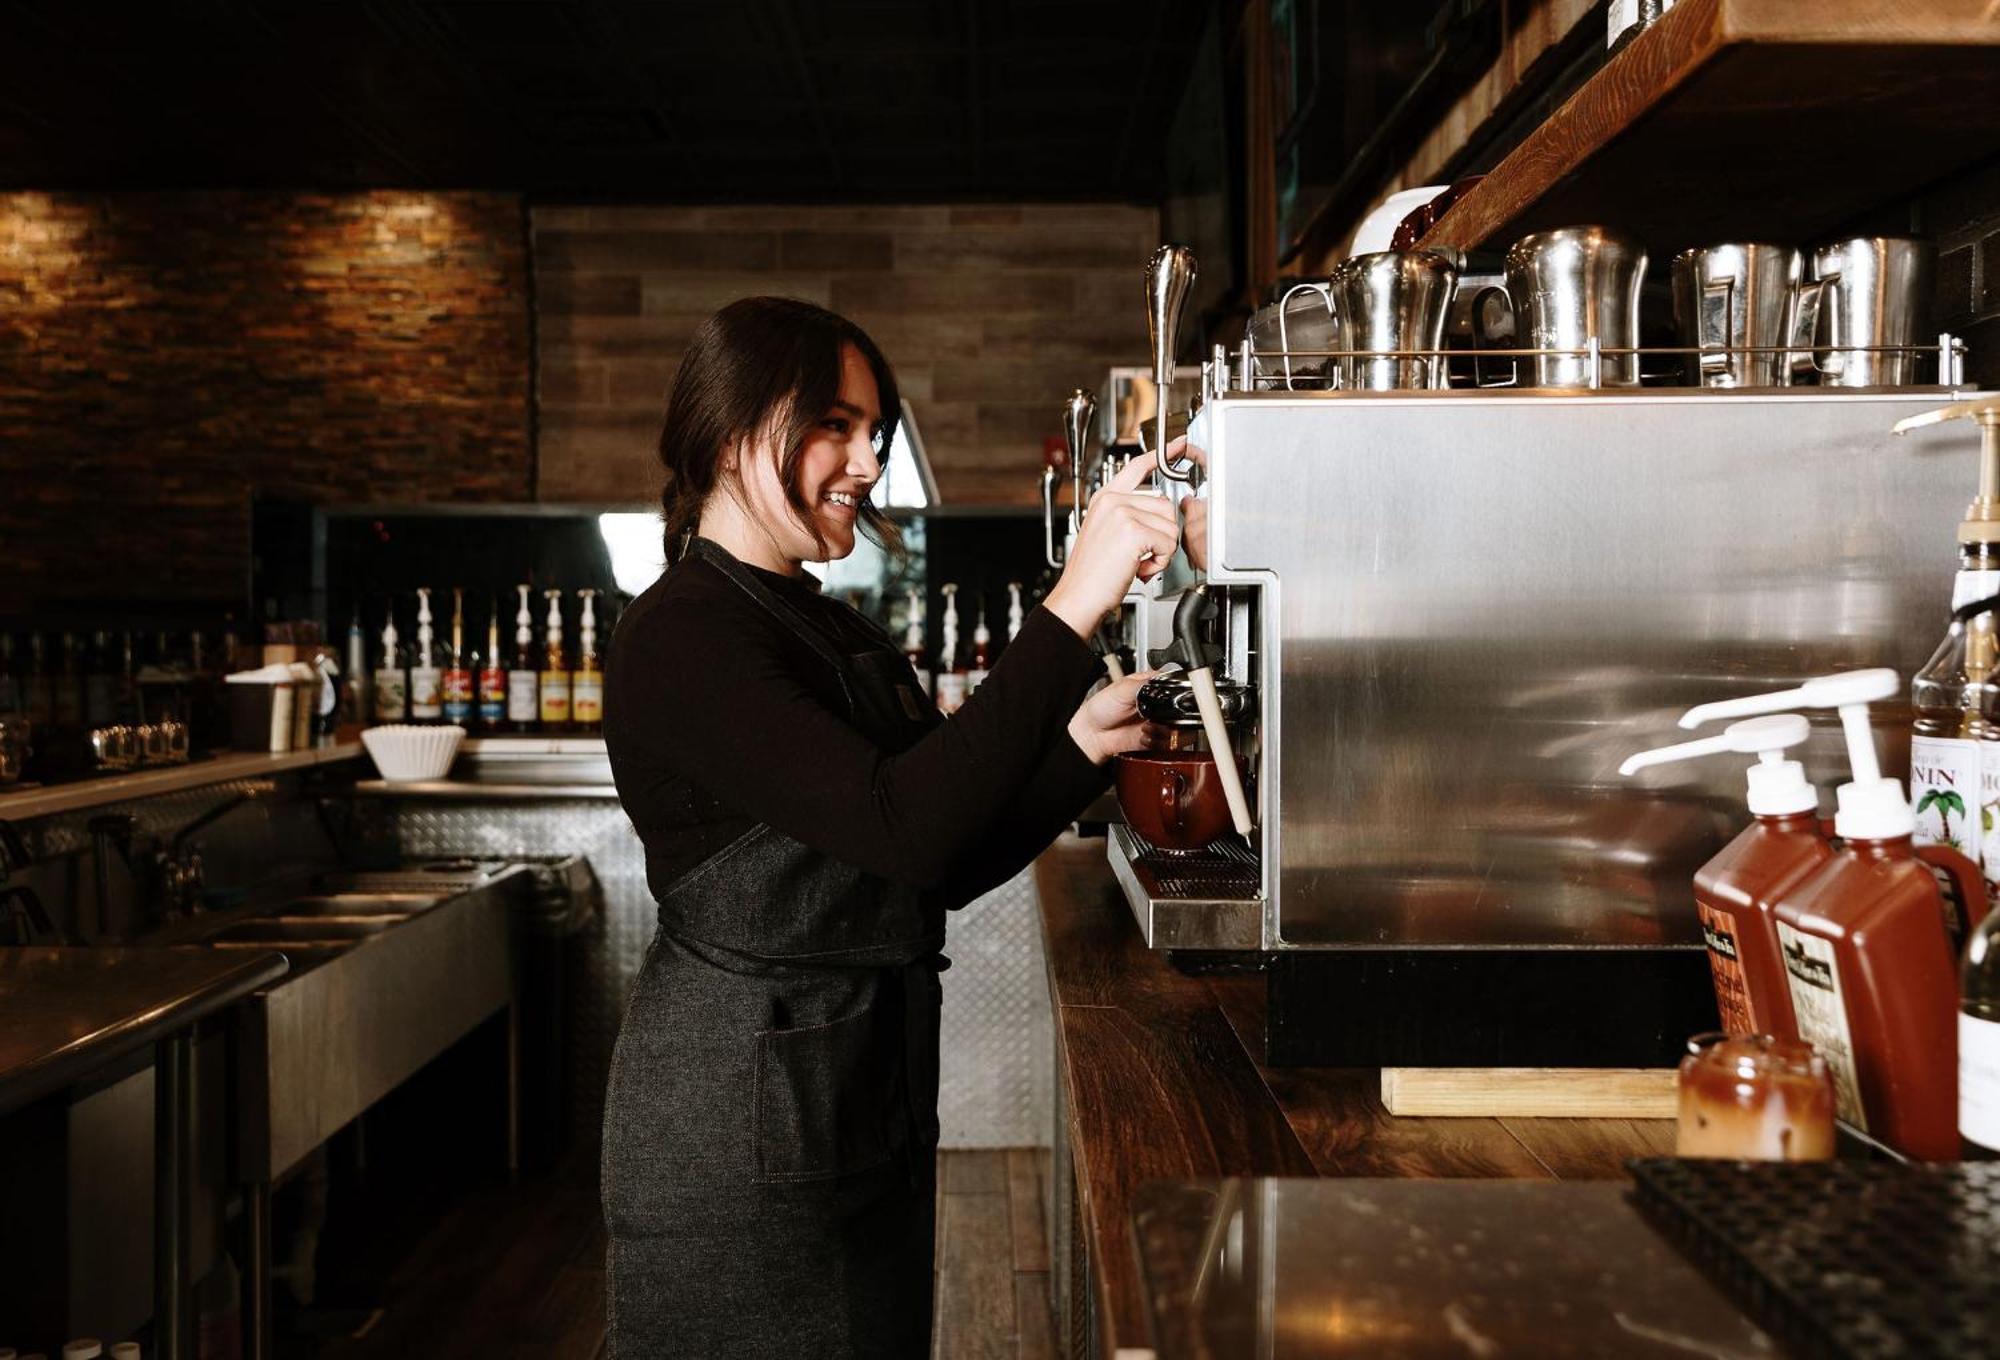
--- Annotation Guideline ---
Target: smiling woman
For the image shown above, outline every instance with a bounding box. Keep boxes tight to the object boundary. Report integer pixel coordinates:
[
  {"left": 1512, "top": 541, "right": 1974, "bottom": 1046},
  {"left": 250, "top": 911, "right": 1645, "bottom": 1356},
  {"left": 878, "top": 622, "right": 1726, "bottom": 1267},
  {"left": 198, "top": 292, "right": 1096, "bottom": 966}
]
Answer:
[{"left": 598, "top": 295, "right": 1182, "bottom": 1358}]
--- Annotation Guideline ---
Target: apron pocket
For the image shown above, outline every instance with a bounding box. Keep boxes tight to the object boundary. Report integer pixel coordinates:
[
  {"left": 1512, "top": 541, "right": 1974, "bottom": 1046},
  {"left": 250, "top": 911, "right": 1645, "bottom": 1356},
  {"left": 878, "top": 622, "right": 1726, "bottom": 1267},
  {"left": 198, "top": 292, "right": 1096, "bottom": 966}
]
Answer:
[{"left": 752, "top": 1005, "right": 895, "bottom": 1183}]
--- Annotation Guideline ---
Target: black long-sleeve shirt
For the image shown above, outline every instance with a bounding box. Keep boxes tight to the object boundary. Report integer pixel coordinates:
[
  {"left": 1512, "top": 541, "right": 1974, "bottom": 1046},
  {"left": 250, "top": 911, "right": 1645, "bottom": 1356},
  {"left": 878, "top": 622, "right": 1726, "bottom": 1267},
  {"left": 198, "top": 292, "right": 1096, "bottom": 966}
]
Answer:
[{"left": 604, "top": 544, "right": 1110, "bottom": 912}]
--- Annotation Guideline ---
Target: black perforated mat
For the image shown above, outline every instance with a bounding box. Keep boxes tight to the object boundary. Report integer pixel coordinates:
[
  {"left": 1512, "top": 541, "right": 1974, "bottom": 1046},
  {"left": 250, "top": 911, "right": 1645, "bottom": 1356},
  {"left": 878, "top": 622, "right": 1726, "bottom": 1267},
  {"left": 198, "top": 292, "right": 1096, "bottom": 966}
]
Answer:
[{"left": 1628, "top": 1157, "right": 2000, "bottom": 1359}]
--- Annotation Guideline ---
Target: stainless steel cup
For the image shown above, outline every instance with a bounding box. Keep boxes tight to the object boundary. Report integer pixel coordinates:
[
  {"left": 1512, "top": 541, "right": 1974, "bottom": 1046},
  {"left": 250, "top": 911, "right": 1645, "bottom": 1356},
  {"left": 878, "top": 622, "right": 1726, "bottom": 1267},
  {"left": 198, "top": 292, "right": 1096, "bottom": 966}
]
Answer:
[
  {"left": 1671, "top": 242, "right": 1803, "bottom": 387},
  {"left": 1503, "top": 226, "right": 1646, "bottom": 387},
  {"left": 1330, "top": 250, "right": 1457, "bottom": 391},
  {"left": 1797, "top": 236, "right": 1934, "bottom": 388}
]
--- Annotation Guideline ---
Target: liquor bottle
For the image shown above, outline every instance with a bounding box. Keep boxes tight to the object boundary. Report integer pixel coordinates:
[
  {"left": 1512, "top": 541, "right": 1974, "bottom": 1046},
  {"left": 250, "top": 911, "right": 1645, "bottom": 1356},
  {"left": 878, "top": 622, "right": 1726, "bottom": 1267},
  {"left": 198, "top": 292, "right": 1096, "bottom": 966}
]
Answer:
[
  {"left": 508, "top": 585, "right": 539, "bottom": 733},
  {"left": 373, "top": 606, "right": 408, "bottom": 723},
  {"left": 53, "top": 632, "right": 82, "bottom": 728},
  {"left": 935, "top": 584, "right": 966, "bottom": 714},
  {"left": 83, "top": 631, "right": 116, "bottom": 727},
  {"left": 23, "top": 634, "right": 52, "bottom": 726},
  {"left": 477, "top": 598, "right": 508, "bottom": 732},
  {"left": 0, "top": 635, "right": 19, "bottom": 715},
  {"left": 902, "top": 587, "right": 929, "bottom": 695},
  {"left": 571, "top": 589, "right": 603, "bottom": 732},
  {"left": 115, "top": 633, "right": 139, "bottom": 724},
  {"left": 441, "top": 587, "right": 474, "bottom": 727},
  {"left": 539, "top": 589, "right": 571, "bottom": 731},
  {"left": 967, "top": 596, "right": 992, "bottom": 694},
  {"left": 409, "top": 588, "right": 443, "bottom": 723}
]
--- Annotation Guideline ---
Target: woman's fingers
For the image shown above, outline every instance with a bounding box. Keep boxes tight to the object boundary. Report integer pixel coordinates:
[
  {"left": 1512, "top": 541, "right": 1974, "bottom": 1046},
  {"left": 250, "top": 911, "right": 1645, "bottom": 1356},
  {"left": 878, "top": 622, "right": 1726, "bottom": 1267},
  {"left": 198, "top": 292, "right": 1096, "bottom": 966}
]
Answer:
[{"left": 1100, "top": 447, "right": 1162, "bottom": 498}]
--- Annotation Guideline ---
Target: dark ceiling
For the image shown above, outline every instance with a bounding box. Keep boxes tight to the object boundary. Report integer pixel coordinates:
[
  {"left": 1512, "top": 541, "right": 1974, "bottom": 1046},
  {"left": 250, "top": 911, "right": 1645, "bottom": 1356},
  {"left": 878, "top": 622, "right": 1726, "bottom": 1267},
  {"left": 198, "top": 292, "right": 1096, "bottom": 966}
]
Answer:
[{"left": 0, "top": 0, "right": 1219, "bottom": 200}]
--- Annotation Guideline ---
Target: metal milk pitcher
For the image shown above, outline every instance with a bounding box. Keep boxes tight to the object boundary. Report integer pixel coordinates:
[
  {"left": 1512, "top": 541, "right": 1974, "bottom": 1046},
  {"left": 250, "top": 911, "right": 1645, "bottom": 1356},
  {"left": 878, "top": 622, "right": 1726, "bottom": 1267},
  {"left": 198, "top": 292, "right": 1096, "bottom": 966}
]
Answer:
[
  {"left": 1504, "top": 226, "right": 1646, "bottom": 387},
  {"left": 1330, "top": 249, "right": 1457, "bottom": 391},
  {"left": 1670, "top": 242, "right": 1803, "bottom": 387},
  {"left": 1795, "top": 236, "right": 1934, "bottom": 388}
]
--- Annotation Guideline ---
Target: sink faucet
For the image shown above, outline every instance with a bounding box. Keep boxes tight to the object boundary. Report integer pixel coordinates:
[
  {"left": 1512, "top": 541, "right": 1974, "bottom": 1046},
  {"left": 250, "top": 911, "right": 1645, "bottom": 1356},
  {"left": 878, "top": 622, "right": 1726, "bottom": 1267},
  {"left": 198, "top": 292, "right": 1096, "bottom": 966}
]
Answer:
[{"left": 151, "top": 788, "right": 262, "bottom": 921}]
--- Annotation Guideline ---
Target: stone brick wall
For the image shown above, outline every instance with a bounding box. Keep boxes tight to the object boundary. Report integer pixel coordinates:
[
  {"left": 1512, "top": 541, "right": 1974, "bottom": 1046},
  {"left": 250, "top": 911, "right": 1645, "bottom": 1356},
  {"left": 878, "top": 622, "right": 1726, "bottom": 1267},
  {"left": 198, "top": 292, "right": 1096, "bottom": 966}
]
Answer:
[
  {"left": 0, "top": 191, "right": 531, "bottom": 613},
  {"left": 531, "top": 203, "right": 1159, "bottom": 507}
]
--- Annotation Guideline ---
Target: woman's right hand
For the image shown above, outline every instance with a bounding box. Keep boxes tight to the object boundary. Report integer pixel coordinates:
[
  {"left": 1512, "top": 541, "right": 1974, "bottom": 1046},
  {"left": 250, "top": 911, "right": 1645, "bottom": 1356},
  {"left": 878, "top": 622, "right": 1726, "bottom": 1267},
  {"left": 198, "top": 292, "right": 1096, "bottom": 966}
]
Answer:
[{"left": 1044, "top": 451, "right": 1180, "bottom": 640}]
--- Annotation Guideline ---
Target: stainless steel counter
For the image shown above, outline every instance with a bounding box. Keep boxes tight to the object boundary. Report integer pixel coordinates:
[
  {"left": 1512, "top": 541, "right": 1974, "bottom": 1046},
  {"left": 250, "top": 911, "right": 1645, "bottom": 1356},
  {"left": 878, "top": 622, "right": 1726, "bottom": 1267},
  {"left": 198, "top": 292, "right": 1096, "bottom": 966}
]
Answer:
[
  {"left": 0, "top": 946, "right": 288, "bottom": 1117},
  {"left": 1131, "top": 1178, "right": 1773, "bottom": 1359}
]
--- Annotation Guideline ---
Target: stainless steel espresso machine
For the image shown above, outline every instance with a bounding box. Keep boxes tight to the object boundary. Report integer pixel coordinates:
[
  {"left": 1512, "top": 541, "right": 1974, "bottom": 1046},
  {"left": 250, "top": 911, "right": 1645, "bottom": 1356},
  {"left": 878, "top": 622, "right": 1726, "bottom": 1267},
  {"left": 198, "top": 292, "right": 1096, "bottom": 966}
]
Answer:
[{"left": 1094, "top": 240, "right": 1988, "bottom": 1066}]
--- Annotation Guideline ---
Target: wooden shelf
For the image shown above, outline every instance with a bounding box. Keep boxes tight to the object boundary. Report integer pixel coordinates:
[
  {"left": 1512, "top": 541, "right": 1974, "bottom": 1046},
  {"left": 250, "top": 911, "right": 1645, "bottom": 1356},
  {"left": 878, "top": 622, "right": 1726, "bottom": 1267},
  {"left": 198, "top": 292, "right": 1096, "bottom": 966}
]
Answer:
[{"left": 1420, "top": 0, "right": 2000, "bottom": 257}]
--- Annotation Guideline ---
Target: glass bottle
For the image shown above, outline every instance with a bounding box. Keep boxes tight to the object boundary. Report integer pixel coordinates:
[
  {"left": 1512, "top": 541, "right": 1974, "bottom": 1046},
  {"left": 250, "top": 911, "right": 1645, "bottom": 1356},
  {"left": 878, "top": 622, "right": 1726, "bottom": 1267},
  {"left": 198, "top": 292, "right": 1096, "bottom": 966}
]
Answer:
[
  {"left": 477, "top": 597, "right": 508, "bottom": 733},
  {"left": 52, "top": 632, "right": 82, "bottom": 728},
  {"left": 571, "top": 589, "right": 603, "bottom": 732},
  {"left": 22, "top": 633, "right": 52, "bottom": 726},
  {"left": 1963, "top": 908, "right": 2000, "bottom": 1158},
  {"left": 441, "top": 587, "right": 474, "bottom": 727},
  {"left": 373, "top": 605, "right": 408, "bottom": 724},
  {"left": 1911, "top": 605, "right": 1991, "bottom": 869},
  {"left": 0, "top": 634, "right": 19, "bottom": 715},
  {"left": 408, "top": 588, "right": 443, "bottom": 723},
  {"left": 538, "top": 589, "right": 571, "bottom": 732},
  {"left": 508, "top": 584, "right": 539, "bottom": 733}
]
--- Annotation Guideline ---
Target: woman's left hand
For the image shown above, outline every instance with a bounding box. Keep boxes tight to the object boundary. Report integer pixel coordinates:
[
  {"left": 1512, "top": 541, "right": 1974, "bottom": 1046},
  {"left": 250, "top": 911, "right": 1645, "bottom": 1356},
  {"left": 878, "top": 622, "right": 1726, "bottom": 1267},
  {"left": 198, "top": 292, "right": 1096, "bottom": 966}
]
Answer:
[{"left": 1067, "top": 670, "right": 1167, "bottom": 765}]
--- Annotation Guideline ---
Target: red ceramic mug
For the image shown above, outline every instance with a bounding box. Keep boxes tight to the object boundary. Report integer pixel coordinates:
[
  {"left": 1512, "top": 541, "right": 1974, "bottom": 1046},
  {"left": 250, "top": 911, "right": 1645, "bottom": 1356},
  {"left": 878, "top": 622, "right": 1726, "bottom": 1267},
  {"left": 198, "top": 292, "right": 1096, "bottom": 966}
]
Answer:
[{"left": 1116, "top": 750, "right": 1241, "bottom": 853}]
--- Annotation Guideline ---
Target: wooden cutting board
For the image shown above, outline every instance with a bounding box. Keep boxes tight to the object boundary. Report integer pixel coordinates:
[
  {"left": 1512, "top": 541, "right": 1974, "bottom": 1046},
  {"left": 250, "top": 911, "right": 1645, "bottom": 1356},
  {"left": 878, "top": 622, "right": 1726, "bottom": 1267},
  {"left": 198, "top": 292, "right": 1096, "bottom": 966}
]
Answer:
[{"left": 1380, "top": 1066, "right": 1679, "bottom": 1119}]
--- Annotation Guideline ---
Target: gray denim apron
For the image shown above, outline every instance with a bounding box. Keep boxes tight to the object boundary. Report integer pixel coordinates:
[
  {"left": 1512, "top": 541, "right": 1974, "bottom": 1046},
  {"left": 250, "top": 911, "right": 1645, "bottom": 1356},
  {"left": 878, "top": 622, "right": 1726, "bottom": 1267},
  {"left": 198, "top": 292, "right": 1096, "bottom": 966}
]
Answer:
[{"left": 602, "top": 540, "right": 946, "bottom": 1359}]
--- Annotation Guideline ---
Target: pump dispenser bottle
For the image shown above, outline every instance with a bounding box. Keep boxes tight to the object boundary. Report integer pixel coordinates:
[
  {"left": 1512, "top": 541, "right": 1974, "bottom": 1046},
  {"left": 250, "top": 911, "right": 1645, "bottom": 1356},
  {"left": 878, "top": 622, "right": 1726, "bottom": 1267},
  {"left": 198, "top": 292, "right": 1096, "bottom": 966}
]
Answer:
[
  {"left": 936, "top": 584, "right": 966, "bottom": 714},
  {"left": 372, "top": 607, "right": 406, "bottom": 724},
  {"left": 1621, "top": 714, "right": 1830, "bottom": 1039},
  {"left": 409, "top": 588, "right": 443, "bottom": 723},
  {"left": 1683, "top": 669, "right": 1982, "bottom": 1160},
  {"left": 902, "top": 588, "right": 929, "bottom": 695},
  {"left": 968, "top": 598, "right": 992, "bottom": 694},
  {"left": 1006, "top": 582, "right": 1025, "bottom": 643},
  {"left": 507, "top": 585, "right": 539, "bottom": 732}
]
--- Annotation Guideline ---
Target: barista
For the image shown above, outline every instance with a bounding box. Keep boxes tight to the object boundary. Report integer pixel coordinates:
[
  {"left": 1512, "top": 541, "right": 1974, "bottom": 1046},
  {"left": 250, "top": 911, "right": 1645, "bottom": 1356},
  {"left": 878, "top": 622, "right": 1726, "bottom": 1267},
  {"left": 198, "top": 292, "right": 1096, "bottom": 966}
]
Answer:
[{"left": 599, "top": 295, "right": 1179, "bottom": 1359}]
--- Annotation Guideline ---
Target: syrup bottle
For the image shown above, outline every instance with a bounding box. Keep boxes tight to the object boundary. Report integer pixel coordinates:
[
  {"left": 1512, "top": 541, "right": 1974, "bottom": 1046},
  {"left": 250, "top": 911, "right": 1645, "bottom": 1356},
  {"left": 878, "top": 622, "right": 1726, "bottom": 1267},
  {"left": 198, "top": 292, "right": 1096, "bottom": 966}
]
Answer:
[
  {"left": 441, "top": 587, "right": 474, "bottom": 727},
  {"left": 572, "top": 589, "right": 603, "bottom": 732},
  {"left": 408, "top": 588, "right": 443, "bottom": 724},
  {"left": 539, "top": 589, "right": 571, "bottom": 732},
  {"left": 967, "top": 596, "right": 992, "bottom": 694},
  {"left": 1899, "top": 396, "right": 2000, "bottom": 895},
  {"left": 477, "top": 597, "right": 508, "bottom": 733},
  {"left": 935, "top": 583, "right": 966, "bottom": 714},
  {"left": 507, "top": 585, "right": 539, "bottom": 733},
  {"left": 372, "top": 605, "right": 407, "bottom": 724},
  {"left": 901, "top": 587, "right": 930, "bottom": 696},
  {"left": 1683, "top": 669, "right": 1983, "bottom": 1160},
  {"left": 1621, "top": 714, "right": 1831, "bottom": 1039}
]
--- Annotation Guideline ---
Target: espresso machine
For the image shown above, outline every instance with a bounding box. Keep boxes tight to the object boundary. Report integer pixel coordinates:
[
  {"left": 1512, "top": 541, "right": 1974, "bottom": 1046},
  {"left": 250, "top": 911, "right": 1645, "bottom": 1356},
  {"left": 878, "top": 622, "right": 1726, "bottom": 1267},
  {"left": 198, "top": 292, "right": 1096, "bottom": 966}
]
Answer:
[{"left": 1103, "top": 240, "right": 1987, "bottom": 1067}]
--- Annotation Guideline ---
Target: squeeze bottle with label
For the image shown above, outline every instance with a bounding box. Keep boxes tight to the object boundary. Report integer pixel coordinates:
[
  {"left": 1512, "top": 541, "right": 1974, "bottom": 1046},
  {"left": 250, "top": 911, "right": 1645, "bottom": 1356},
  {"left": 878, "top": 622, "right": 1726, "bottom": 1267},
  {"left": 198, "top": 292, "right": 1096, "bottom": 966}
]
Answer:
[
  {"left": 1620, "top": 714, "right": 1830, "bottom": 1039},
  {"left": 1683, "top": 669, "right": 1980, "bottom": 1160},
  {"left": 1898, "top": 397, "right": 2000, "bottom": 893}
]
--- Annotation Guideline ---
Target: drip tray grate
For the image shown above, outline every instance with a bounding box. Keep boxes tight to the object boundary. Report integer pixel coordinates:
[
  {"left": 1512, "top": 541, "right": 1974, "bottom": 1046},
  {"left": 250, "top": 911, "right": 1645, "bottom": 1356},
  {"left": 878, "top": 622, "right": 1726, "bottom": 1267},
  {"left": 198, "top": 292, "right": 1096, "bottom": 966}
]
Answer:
[
  {"left": 1128, "top": 830, "right": 1259, "bottom": 899},
  {"left": 1628, "top": 1157, "right": 2000, "bottom": 1360}
]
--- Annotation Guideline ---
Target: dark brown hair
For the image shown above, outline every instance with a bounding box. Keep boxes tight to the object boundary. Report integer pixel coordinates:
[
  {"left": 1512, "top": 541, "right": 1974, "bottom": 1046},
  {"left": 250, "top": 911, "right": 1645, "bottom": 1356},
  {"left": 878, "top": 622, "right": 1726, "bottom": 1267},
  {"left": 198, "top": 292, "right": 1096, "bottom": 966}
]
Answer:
[{"left": 656, "top": 296, "right": 901, "bottom": 564}]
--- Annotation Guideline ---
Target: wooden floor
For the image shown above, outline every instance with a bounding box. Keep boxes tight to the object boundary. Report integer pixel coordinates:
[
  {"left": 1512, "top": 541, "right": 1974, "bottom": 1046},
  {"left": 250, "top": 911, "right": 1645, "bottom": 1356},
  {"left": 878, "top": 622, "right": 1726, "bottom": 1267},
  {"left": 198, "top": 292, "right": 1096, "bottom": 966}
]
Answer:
[{"left": 306, "top": 1149, "right": 1054, "bottom": 1360}]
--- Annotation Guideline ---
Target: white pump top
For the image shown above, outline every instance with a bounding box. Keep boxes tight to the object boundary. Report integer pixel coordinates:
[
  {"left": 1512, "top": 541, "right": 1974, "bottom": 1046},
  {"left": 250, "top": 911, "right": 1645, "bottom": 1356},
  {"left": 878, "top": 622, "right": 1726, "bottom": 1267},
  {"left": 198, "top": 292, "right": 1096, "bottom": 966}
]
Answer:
[
  {"left": 941, "top": 583, "right": 960, "bottom": 664},
  {"left": 904, "top": 587, "right": 924, "bottom": 651},
  {"left": 1678, "top": 668, "right": 1908, "bottom": 839},
  {"left": 515, "top": 584, "right": 533, "bottom": 649},
  {"left": 577, "top": 589, "right": 597, "bottom": 655},
  {"left": 1006, "top": 582, "right": 1024, "bottom": 641},
  {"left": 378, "top": 609, "right": 398, "bottom": 658},
  {"left": 1620, "top": 714, "right": 1817, "bottom": 816},
  {"left": 544, "top": 588, "right": 564, "bottom": 642},
  {"left": 972, "top": 597, "right": 990, "bottom": 647}
]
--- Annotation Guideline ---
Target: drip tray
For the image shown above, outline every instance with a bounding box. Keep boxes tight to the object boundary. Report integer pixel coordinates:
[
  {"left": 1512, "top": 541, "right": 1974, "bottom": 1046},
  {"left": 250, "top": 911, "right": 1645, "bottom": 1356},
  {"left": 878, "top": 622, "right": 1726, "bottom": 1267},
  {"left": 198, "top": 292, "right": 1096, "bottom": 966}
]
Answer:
[{"left": 1107, "top": 821, "right": 1262, "bottom": 951}]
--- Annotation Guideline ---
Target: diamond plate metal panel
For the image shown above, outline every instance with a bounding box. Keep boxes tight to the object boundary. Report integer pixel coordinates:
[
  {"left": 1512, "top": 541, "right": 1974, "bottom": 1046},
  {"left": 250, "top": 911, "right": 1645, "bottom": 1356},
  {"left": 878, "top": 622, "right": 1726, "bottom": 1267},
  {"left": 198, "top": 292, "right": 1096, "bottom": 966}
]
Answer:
[{"left": 940, "top": 867, "right": 1054, "bottom": 1149}]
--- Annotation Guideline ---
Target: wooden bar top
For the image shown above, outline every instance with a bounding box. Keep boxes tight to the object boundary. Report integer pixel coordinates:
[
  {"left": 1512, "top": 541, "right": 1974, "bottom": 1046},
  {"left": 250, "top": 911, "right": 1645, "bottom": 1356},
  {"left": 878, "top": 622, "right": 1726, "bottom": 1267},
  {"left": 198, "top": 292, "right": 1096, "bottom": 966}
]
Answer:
[{"left": 1033, "top": 834, "right": 1675, "bottom": 1359}]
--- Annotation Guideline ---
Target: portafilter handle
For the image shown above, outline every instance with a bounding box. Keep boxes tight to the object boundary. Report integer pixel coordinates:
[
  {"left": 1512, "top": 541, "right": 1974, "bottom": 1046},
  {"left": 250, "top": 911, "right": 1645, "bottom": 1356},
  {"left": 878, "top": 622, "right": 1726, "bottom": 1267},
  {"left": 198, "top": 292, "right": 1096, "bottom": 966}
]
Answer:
[
  {"left": 1063, "top": 387, "right": 1097, "bottom": 530},
  {"left": 1146, "top": 244, "right": 1199, "bottom": 483}
]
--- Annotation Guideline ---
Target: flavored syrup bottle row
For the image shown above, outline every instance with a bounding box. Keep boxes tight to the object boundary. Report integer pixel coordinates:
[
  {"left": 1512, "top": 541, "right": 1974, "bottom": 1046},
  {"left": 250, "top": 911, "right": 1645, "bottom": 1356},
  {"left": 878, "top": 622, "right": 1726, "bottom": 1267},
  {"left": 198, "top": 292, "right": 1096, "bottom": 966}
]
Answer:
[{"left": 365, "top": 585, "right": 606, "bottom": 735}]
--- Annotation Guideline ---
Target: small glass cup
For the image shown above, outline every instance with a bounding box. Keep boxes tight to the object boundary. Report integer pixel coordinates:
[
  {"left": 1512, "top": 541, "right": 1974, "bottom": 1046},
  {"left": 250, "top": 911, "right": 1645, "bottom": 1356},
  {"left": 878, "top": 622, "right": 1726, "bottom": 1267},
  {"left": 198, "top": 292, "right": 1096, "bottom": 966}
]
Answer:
[{"left": 1676, "top": 1032, "right": 1837, "bottom": 1161}]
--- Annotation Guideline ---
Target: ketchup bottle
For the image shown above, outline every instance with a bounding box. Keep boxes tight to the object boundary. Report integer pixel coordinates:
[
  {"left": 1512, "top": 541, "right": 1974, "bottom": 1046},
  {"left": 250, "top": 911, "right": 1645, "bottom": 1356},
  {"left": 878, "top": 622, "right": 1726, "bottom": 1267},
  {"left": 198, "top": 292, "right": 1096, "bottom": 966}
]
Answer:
[
  {"left": 1621, "top": 714, "right": 1832, "bottom": 1040},
  {"left": 1682, "top": 670, "right": 1985, "bottom": 1161}
]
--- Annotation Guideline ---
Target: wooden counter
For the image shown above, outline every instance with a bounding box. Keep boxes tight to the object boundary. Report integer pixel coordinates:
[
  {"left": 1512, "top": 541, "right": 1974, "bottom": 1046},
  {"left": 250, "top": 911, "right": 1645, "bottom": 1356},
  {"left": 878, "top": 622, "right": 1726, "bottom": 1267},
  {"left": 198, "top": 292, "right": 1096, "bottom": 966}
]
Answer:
[
  {"left": 0, "top": 743, "right": 362, "bottom": 822},
  {"left": 1033, "top": 834, "right": 1675, "bottom": 1360}
]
